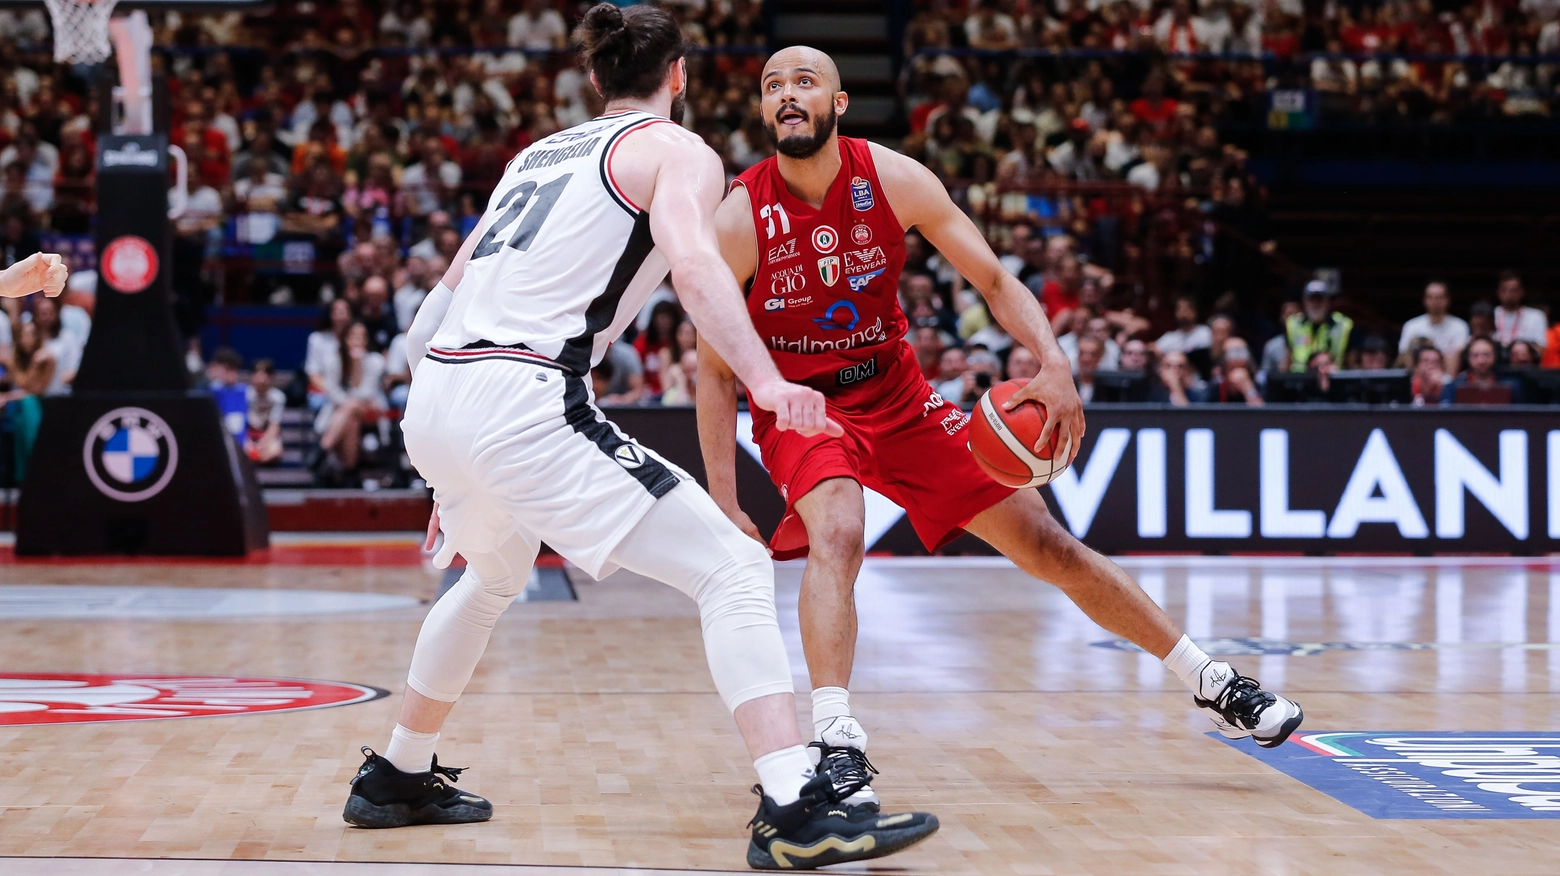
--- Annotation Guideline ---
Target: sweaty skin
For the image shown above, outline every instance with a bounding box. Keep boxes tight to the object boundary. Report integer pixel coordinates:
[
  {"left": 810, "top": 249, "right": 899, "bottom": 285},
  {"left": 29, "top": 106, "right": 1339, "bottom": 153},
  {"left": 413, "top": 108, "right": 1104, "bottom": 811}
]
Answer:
[{"left": 699, "top": 48, "right": 1185, "bottom": 698}]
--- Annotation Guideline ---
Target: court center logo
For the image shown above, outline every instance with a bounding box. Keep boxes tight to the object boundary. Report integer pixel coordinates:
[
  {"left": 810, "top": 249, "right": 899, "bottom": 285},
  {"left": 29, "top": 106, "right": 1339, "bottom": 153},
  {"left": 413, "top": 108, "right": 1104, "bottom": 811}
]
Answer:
[
  {"left": 0, "top": 673, "right": 386, "bottom": 725},
  {"left": 1216, "top": 731, "right": 1560, "bottom": 819},
  {"left": 83, "top": 407, "right": 179, "bottom": 502}
]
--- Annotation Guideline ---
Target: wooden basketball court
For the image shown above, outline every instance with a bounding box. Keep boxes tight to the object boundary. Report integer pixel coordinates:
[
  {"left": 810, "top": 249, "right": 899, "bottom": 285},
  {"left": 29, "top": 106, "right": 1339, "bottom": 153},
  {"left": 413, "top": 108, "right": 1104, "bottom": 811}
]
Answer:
[{"left": 3, "top": 539, "right": 1559, "bottom": 874}]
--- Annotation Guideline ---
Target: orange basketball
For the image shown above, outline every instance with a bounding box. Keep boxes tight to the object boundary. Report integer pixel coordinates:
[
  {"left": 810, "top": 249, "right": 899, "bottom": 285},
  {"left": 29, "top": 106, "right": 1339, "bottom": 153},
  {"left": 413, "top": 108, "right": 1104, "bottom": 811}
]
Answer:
[{"left": 967, "top": 379, "right": 1072, "bottom": 488}]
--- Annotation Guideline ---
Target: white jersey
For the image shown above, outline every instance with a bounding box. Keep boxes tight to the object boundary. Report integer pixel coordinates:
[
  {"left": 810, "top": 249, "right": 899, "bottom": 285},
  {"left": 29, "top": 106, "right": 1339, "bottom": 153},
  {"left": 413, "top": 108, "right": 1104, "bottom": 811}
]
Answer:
[{"left": 431, "top": 110, "right": 673, "bottom": 375}]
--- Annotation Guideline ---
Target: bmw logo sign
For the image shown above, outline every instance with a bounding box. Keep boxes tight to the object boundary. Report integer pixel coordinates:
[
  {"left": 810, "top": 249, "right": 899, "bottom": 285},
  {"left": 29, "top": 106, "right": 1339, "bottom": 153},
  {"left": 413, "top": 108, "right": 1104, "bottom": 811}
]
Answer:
[{"left": 82, "top": 407, "right": 179, "bottom": 502}]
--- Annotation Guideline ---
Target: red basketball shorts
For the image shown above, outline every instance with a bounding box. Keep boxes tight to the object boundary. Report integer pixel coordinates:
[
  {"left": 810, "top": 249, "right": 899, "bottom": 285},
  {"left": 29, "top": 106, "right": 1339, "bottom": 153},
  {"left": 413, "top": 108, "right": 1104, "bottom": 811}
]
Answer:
[{"left": 748, "top": 341, "right": 1014, "bottom": 559}]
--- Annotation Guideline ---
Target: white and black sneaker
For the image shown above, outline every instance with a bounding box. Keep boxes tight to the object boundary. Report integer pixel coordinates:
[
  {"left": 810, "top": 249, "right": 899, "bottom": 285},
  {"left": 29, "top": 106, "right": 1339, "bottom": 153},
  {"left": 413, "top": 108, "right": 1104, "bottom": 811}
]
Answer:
[
  {"left": 810, "top": 716, "right": 880, "bottom": 810},
  {"left": 1193, "top": 664, "right": 1303, "bottom": 748}
]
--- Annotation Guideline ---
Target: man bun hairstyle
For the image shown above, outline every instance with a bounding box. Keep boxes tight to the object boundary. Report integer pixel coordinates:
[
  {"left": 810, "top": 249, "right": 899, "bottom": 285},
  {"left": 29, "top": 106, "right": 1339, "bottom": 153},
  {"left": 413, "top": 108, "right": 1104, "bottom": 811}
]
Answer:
[{"left": 575, "top": 3, "right": 687, "bottom": 101}]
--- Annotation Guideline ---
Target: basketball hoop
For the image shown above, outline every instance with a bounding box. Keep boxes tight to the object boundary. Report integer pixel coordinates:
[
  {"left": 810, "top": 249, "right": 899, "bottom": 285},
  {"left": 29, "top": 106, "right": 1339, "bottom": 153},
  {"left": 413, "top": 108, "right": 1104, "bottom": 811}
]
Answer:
[{"left": 42, "top": 0, "right": 122, "bottom": 64}]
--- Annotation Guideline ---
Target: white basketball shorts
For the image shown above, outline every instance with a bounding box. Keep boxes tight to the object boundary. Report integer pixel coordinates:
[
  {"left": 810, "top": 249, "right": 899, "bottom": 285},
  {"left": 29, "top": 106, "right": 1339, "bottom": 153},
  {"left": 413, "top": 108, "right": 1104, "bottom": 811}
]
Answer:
[{"left": 402, "top": 351, "right": 689, "bottom": 578}]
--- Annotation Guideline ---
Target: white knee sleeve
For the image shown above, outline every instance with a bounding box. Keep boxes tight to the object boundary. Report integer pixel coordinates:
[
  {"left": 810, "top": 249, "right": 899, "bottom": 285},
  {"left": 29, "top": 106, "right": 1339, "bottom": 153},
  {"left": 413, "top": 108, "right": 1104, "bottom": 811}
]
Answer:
[
  {"left": 607, "top": 482, "right": 794, "bottom": 712},
  {"left": 406, "top": 529, "right": 539, "bottom": 703}
]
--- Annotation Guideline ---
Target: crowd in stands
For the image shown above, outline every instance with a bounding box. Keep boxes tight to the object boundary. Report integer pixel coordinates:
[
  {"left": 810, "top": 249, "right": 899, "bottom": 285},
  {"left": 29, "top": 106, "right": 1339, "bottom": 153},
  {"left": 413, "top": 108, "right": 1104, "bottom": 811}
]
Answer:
[
  {"left": 906, "top": 0, "right": 1560, "bottom": 124},
  {"left": 0, "top": 0, "right": 1558, "bottom": 486}
]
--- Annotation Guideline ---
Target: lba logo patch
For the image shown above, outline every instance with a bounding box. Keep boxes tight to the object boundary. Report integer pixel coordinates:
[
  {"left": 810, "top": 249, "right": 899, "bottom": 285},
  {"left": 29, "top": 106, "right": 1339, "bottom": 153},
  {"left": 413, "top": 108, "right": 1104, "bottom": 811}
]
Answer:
[
  {"left": 1218, "top": 731, "right": 1560, "bottom": 819},
  {"left": 850, "top": 176, "right": 874, "bottom": 210},
  {"left": 0, "top": 673, "right": 385, "bottom": 725},
  {"left": 84, "top": 407, "right": 178, "bottom": 502},
  {"left": 811, "top": 225, "right": 838, "bottom": 254}
]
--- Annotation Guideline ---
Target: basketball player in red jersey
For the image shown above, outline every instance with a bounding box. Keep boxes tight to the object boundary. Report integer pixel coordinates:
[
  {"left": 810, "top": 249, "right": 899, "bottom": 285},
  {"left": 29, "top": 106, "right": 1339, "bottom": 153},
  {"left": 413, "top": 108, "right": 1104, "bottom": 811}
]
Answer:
[{"left": 698, "top": 47, "right": 1303, "bottom": 809}]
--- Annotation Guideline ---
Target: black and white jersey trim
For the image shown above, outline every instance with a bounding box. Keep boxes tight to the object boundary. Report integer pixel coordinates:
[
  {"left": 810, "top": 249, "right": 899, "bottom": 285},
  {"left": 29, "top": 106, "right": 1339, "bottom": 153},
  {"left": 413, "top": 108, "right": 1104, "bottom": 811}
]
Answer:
[
  {"left": 561, "top": 375, "right": 681, "bottom": 498},
  {"left": 424, "top": 343, "right": 571, "bottom": 374}
]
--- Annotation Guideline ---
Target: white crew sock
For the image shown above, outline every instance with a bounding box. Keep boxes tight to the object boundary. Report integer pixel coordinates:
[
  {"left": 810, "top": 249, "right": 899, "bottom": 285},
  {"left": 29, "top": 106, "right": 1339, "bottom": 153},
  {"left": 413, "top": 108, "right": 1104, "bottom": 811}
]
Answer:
[
  {"left": 1163, "top": 635, "right": 1233, "bottom": 699},
  {"left": 811, "top": 686, "right": 851, "bottom": 738},
  {"left": 754, "top": 745, "right": 815, "bottom": 806},
  {"left": 384, "top": 724, "right": 439, "bottom": 774}
]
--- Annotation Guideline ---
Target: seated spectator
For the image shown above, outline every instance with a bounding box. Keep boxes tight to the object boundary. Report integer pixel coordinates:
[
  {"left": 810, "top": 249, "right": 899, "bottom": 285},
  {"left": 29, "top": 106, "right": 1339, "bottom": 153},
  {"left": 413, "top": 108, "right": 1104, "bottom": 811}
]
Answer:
[
  {"left": 1307, "top": 350, "right": 1337, "bottom": 396},
  {"left": 31, "top": 296, "right": 79, "bottom": 395},
  {"left": 317, "top": 320, "right": 388, "bottom": 475},
  {"left": 306, "top": 298, "right": 356, "bottom": 409},
  {"left": 1398, "top": 280, "right": 1469, "bottom": 371},
  {"left": 597, "top": 340, "right": 646, "bottom": 405},
  {"left": 1006, "top": 345, "right": 1041, "bottom": 381},
  {"left": 635, "top": 300, "right": 682, "bottom": 395},
  {"left": 1119, "top": 338, "right": 1150, "bottom": 374},
  {"left": 933, "top": 346, "right": 968, "bottom": 400},
  {"left": 383, "top": 328, "right": 410, "bottom": 412},
  {"left": 1409, "top": 343, "right": 1448, "bottom": 407},
  {"left": 1076, "top": 336, "right": 1103, "bottom": 403},
  {"left": 1061, "top": 314, "right": 1121, "bottom": 371},
  {"left": 284, "top": 164, "right": 345, "bottom": 241},
  {"left": 360, "top": 275, "right": 399, "bottom": 352},
  {"left": 950, "top": 348, "right": 1002, "bottom": 409},
  {"left": 1493, "top": 271, "right": 1547, "bottom": 350},
  {"left": 914, "top": 326, "right": 946, "bottom": 379},
  {"left": 2, "top": 319, "right": 51, "bottom": 479},
  {"left": 1210, "top": 341, "right": 1263, "bottom": 406},
  {"left": 1286, "top": 281, "right": 1355, "bottom": 372},
  {"left": 1508, "top": 340, "right": 1541, "bottom": 368},
  {"left": 508, "top": 0, "right": 568, "bottom": 50},
  {"left": 658, "top": 319, "right": 699, "bottom": 405},
  {"left": 233, "top": 157, "right": 289, "bottom": 244},
  {"left": 1261, "top": 300, "right": 1302, "bottom": 375},
  {"left": 1468, "top": 300, "right": 1496, "bottom": 343},
  {"left": 1157, "top": 295, "right": 1212, "bottom": 356},
  {"left": 1355, "top": 334, "right": 1391, "bottom": 370},
  {"left": 246, "top": 359, "right": 286, "bottom": 465},
  {"left": 661, "top": 347, "right": 698, "bottom": 407},
  {"left": 1151, "top": 350, "right": 1207, "bottom": 406},
  {"left": 207, "top": 346, "right": 249, "bottom": 441},
  {"left": 1443, "top": 337, "right": 1522, "bottom": 404}
]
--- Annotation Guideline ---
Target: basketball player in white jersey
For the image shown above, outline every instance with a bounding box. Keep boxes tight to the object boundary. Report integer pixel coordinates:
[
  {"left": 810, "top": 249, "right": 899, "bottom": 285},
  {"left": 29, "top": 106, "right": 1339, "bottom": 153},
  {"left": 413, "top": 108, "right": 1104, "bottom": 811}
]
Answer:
[
  {"left": 0, "top": 253, "right": 67, "bottom": 298},
  {"left": 341, "top": 6, "right": 937, "bottom": 869}
]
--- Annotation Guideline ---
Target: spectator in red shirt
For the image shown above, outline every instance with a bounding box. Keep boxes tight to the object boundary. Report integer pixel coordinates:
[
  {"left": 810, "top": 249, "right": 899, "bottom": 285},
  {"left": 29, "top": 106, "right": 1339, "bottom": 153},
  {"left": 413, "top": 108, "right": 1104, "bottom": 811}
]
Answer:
[
  {"left": 634, "top": 300, "right": 683, "bottom": 396},
  {"left": 1129, "top": 72, "right": 1179, "bottom": 131}
]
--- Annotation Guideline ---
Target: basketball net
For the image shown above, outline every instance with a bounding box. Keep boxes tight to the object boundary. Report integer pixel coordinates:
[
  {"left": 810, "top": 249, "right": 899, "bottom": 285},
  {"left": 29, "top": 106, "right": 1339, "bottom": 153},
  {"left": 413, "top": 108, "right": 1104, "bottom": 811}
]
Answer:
[{"left": 44, "top": 0, "right": 153, "bottom": 134}]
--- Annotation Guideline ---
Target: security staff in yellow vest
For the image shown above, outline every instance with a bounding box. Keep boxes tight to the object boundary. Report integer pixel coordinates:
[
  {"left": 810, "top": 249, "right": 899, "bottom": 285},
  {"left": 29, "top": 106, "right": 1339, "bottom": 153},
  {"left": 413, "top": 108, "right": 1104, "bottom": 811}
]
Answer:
[{"left": 1285, "top": 280, "right": 1354, "bottom": 372}]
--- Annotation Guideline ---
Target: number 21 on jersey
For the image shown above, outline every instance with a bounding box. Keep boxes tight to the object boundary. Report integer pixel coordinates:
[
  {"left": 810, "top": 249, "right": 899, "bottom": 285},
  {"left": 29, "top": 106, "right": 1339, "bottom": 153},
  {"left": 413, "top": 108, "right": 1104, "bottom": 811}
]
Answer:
[
  {"left": 758, "top": 202, "right": 790, "bottom": 240},
  {"left": 471, "top": 174, "right": 572, "bottom": 260}
]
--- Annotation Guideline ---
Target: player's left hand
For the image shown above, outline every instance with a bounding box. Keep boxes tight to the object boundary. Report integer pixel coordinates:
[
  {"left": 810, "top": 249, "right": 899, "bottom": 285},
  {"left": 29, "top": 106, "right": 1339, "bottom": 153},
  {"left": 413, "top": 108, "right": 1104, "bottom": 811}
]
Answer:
[{"left": 1004, "top": 362, "right": 1085, "bottom": 464}]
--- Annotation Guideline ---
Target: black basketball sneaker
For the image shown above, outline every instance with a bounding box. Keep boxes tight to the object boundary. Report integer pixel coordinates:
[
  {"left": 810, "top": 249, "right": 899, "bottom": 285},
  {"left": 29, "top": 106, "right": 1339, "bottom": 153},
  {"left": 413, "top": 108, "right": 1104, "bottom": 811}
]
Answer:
[
  {"left": 746, "top": 770, "right": 938, "bottom": 870},
  {"left": 342, "top": 747, "right": 493, "bottom": 828},
  {"left": 1194, "top": 668, "right": 1304, "bottom": 749}
]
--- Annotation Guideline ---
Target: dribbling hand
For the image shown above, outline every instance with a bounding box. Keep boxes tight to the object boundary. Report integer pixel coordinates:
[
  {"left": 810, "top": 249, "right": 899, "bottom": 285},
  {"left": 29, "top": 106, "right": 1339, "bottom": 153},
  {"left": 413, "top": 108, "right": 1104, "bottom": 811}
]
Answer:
[
  {"left": 747, "top": 379, "right": 844, "bottom": 438},
  {"left": 1003, "top": 363, "right": 1085, "bottom": 465}
]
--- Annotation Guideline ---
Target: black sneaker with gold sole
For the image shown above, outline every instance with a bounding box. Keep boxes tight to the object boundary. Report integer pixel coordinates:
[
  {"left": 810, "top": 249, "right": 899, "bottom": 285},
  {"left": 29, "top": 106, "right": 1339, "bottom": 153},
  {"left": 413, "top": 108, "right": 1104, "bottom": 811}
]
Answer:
[
  {"left": 342, "top": 747, "right": 492, "bottom": 828},
  {"left": 746, "top": 772, "right": 938, "bottom": 870}
]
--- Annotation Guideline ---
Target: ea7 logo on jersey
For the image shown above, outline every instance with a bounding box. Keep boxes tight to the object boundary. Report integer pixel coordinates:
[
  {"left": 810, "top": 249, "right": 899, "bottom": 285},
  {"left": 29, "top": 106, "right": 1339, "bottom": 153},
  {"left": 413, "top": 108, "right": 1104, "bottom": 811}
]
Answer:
[
  {"left": 767, "top": 238, "right": 798, "bottom": 264},
  {"left": 817, "top": 256, "right": 841, "bottom": 287},
  {"left": 850, "top": 176, "right": 875, "bottom": 211},
  {"left": 812, "top": 225, "right": 838, "bottom": 254},
  {"left": 614, "top": 444, "right": 647, "bottom": 468},
  {"left": 770, "top": 264, "right": 807, "bottom": 295},
  {"left": 836, "top": 357, "right": 878, "bottom": 386}
]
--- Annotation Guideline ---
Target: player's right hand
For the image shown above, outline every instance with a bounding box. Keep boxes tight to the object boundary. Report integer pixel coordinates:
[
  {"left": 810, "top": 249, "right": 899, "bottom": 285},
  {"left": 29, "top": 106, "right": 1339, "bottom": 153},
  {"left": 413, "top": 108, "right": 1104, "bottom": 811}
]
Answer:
[
  {"left": 747, "top": 379, "right": 843, "bottom": 438},
  {"left": 3, "top": 253, "right": 67, "bottom": 299}
]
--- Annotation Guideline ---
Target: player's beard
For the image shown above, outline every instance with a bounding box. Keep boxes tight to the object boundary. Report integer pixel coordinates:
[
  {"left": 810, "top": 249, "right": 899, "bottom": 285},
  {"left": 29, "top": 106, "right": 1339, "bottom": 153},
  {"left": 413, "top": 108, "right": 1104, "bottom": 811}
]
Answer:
[
  {"left": 765, "top": 103, "right": 837, "bottom": 159},
  {"left": 670, "top": 90, "right": 686, "bottom": 126}
]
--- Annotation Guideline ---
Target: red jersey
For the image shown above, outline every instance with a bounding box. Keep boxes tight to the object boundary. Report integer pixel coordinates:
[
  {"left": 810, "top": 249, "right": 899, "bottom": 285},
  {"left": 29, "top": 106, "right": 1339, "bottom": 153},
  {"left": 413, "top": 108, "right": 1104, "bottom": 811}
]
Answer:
[{"left": 732, "top": 137, "right": 908, "bottom": 394}]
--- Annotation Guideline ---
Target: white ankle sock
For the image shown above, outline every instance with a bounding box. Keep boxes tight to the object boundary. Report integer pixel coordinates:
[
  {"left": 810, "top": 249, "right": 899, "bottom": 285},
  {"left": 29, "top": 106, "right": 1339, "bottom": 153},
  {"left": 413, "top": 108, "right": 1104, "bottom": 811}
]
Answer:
[
  {"left": 1163, "top": 635, "right": 1231, "bottom": 699},
  {"left": 811, "top": 686, "right": 851, "bottom": 738},
  {"left": 384, "top": 724, "right": 438, "bottom": 774},
  {"left": 754, "top": 745, "right": 815, "bottom": 806}
]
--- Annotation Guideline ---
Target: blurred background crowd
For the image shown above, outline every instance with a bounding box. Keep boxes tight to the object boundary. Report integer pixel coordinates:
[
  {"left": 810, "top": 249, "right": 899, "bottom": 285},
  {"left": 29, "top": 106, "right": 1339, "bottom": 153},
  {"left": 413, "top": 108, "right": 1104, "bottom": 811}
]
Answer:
[{"left": 0, "top": 0, "right": 1556, "bottom": 488}]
